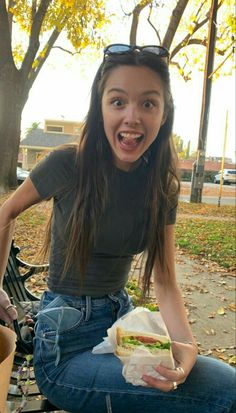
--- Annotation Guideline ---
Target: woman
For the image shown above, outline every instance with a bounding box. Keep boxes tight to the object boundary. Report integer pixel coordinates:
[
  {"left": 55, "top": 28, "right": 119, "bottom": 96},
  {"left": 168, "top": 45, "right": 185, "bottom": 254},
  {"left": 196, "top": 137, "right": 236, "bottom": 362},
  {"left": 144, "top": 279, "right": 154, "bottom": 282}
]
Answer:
[{"left": 0, "top": 44, "right": 235, "bottom": 413}]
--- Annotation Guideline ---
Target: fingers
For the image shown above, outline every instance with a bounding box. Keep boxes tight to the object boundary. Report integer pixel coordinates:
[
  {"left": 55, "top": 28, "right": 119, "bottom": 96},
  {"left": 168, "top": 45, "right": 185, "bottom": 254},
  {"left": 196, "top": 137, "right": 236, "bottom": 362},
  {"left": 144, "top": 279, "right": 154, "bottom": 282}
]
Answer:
[
  {"left": 142, "top": 365, "right": 186, "bottom": 392},
  {"left": 155, "top": 364, "right": 186, "bottom": 383},
  {"left": 0, "top": 292, "right": 18, "bottom": 323},
  {"left": 142, "top": 374, "right": 177, "bottom": 392}
]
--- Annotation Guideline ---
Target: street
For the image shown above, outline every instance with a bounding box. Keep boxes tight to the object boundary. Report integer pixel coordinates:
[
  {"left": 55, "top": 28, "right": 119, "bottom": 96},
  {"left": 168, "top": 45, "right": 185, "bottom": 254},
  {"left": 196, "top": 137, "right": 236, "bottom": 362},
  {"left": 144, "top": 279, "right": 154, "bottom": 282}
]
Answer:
[{"left": 180, "top": 182, "right": 236, "bottom": 205}]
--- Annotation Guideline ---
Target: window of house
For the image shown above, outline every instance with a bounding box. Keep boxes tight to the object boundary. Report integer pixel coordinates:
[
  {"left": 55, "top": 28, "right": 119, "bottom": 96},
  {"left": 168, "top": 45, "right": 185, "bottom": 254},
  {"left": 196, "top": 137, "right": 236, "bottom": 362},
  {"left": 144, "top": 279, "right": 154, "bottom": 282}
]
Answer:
[{"left": 46, "top": 125, "right": 64, "bottom": 133}]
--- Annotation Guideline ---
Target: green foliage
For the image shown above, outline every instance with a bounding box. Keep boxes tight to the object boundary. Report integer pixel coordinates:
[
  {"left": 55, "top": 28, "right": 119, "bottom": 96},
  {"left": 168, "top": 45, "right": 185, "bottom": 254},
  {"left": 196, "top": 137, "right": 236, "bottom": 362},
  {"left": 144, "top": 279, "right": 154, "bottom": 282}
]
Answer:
[
  {"left": 173, "top": 134, "right": 191, "bottom": 159},
  {"left": 126, "top": 279, "right": 159, "bottom": 311}
]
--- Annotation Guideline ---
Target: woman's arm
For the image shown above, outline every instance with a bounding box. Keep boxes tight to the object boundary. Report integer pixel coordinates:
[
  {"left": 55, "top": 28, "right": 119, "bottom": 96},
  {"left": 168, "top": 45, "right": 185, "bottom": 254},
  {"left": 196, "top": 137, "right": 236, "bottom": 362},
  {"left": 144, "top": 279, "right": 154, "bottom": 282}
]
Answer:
[
  {"left": 142, "top": 224, "right": 198, "bottom": 391},
  {"left": 0, "top": 177, "right": 41, "bottom": 323},
  {"left": 153, "top": 224, "right": 195, "bottom": 343}
]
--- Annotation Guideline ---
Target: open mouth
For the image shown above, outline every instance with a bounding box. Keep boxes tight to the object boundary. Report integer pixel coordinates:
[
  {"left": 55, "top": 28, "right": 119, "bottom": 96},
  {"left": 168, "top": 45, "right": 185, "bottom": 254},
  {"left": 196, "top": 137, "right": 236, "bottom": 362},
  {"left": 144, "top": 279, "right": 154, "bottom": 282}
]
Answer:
[{"left": 118, "top": 132, "right": 144, "bottom": 144}]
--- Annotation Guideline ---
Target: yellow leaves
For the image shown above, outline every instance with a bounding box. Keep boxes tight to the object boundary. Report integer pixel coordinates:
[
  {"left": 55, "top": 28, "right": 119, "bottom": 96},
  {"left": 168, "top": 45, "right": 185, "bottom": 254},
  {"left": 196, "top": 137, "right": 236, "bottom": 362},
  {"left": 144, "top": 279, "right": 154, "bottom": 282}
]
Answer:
[
  {"left": 228, "top": 355, "right": 236, "bottom": 365},
  {"left": 8, "top": 0, "right": 109, "bottom": 55},
  {"left": 189, "top": 318, "right": 197, "bottom": 324},
  {"left": 178, "top": 67, "right": 184, "bottom": 77},
  {"left": 12, "top": 44, "right": 25, "bottom": 65},
  {"left": 217, "top": 306, "right": 226, "bottom": 315},
  {"left": 31, "top": 60, "right": 38, "bottom": 70},
  {"left": 203, "top": 328, "right": 216, "bottom": 336},
  {"left": 228, "top": 302, "right": 236, "bottom": 312},
  {"left": 187, "top": 24, "right": 195, "bottom": 35}
]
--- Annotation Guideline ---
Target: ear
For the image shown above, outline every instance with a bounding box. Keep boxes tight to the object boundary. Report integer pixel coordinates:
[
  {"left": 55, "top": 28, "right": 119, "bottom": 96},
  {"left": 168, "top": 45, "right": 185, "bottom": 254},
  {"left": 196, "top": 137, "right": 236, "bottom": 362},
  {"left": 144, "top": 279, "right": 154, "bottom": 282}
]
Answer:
[{"left": 161, "top": 113, "right": 167, "bottom": 126}]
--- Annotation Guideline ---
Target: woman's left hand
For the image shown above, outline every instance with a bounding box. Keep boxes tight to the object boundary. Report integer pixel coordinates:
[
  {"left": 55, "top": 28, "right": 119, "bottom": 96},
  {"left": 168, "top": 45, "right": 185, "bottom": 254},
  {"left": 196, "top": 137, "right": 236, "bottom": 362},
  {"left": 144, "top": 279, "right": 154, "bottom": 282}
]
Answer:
[{"left": 142, "top": 341, "right": 198, "bottom": 392}]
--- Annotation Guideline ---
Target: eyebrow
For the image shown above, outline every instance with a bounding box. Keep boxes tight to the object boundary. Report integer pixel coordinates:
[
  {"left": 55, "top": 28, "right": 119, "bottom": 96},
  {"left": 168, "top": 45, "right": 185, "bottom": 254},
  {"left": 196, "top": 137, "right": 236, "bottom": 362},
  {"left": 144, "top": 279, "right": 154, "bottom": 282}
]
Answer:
[{"left": 106, "top": 88, "right": 162, "bottom": 97}]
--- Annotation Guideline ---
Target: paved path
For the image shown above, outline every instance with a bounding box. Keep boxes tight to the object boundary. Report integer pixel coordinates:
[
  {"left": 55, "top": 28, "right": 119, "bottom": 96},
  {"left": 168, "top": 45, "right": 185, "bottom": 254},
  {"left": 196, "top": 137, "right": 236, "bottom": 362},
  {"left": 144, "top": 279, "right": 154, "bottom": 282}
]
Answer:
[
  {"left": 176, "top": 253, "right": 235, "bottom": 362},
  {"left": 130, "top": 252, "right": 235, "bottom": 365}
]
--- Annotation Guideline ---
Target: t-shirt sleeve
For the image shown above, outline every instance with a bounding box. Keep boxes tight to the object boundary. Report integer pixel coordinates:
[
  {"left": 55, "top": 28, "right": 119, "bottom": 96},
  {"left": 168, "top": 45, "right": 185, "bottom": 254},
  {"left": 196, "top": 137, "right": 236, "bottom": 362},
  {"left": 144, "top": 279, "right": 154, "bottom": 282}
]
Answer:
[{"left": 29, "top": 147, "right": 77, "bottom": 200}]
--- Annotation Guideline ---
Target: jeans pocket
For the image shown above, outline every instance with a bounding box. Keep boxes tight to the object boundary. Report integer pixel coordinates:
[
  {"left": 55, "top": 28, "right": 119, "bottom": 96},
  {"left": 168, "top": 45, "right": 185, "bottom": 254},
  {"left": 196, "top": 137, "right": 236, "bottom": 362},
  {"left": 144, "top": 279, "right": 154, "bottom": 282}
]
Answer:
[
  {"left": 37, "top": 296, "right": 84, "bottom": 335},
  {"left": 35, "top": 295, "right": 85, "bottom": 365}
]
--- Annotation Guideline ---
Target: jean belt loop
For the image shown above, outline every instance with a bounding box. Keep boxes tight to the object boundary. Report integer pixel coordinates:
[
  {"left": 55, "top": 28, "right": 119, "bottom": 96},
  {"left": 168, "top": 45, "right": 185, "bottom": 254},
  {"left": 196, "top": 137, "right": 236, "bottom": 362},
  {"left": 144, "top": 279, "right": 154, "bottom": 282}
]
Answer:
[{"left": 85, "top": 296, "right": 91, "bottom": 321}]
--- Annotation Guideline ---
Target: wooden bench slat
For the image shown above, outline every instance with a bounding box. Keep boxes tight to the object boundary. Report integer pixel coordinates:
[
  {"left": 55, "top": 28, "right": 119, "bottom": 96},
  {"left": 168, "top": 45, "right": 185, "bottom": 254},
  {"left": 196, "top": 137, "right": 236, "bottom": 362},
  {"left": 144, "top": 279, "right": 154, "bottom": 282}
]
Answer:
[{"left": 7, "top": 399, "right": 61, "bottom": 413}]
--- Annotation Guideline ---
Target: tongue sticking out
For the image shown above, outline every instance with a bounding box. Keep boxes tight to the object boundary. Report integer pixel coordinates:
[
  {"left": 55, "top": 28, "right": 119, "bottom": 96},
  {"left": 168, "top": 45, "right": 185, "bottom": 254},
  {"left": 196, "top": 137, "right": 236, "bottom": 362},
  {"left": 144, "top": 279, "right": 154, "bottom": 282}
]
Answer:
[{"left": 118, "top": 133, "right": 144, "bottom": 150}]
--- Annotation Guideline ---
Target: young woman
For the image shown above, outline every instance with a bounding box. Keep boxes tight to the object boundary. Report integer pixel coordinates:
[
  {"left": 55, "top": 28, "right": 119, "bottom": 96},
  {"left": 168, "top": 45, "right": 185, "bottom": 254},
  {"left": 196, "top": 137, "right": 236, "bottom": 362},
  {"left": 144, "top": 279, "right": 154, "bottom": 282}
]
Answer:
[{"left": 0, "top": 44, "right": 235, "bottom": 413}]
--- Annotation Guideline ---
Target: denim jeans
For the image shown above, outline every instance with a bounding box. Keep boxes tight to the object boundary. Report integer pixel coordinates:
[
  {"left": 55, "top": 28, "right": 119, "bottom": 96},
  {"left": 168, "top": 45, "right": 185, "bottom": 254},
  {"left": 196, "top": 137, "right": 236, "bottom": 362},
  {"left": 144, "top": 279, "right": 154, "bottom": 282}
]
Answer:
[{"left": 33, "top": 290, "right": 236, "bottom": 413}]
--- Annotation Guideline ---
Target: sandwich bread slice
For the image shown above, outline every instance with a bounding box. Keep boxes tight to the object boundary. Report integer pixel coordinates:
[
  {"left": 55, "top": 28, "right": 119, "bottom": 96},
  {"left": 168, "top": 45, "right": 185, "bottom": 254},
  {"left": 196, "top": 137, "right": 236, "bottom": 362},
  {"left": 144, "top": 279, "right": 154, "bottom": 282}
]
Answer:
[{"left": 115, "top": 326, "right": 171, "bottom": 357}]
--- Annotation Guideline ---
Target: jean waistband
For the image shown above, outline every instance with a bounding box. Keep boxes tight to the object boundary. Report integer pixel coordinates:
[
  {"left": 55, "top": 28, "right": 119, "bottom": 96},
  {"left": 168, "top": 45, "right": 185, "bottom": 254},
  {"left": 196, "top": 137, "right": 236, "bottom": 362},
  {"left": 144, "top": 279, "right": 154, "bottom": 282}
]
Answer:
[{"left": 44, "top": 289, "right": 129, "bottom": 308}]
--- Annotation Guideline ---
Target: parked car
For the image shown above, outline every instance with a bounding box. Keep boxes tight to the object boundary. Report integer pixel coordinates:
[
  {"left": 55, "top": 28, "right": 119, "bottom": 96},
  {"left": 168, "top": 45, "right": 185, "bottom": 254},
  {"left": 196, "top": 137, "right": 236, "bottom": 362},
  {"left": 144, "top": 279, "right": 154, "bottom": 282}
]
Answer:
[
  {"left": 213, "top": 169, "right": 236, "bottom": 185},
  {"left": 17, "top": 166, "right": 29, "bottom": 185}
]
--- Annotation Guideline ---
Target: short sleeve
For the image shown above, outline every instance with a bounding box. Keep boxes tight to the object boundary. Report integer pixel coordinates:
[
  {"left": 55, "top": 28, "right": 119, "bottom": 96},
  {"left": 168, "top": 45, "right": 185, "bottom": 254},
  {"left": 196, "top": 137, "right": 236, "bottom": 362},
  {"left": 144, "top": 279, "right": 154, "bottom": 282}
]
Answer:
[{"left": 29, "top": 146, "right": 77, "bottom": 200}]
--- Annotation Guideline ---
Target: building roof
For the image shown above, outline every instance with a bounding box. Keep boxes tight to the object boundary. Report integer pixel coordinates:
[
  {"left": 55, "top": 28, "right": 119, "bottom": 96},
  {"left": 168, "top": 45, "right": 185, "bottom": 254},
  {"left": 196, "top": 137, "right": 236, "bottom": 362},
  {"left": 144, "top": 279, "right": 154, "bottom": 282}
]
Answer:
[
  {"left": 20, "top": 128, "right": 79, "bottom": 149},
  {"left": 179, "top": 159, "right": 235, "bottom": 172}
]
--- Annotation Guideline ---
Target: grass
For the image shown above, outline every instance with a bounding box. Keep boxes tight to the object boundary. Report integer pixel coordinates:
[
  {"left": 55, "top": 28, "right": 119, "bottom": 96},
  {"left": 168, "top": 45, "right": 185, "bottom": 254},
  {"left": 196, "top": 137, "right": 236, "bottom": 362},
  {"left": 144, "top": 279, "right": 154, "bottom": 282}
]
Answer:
[{"left": 175, "top": 218, "right": 236, "bottom": 270}]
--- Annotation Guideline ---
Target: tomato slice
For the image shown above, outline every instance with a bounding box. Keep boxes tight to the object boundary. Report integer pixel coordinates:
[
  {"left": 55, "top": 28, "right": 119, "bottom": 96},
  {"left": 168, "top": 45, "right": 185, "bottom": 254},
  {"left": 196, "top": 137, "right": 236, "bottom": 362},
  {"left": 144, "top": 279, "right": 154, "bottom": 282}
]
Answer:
[{"left": 135, "top": 336, "right": 161, "bottom": 344}]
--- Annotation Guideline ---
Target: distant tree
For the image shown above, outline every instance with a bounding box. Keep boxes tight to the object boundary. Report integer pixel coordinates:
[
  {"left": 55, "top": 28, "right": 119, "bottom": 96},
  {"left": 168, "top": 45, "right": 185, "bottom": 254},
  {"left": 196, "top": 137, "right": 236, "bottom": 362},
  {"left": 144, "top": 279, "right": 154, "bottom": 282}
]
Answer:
[
  {"left": 120, "top": 0, "right": 235, "bottom": 80},
  {"left": 173, "top": 134, "right": 192, "bottom": 159},
  {"left": 0, "top": 0, "right": 109, "bottom": 193},
  {"left": 25, "top": 121, "right": 41, "bottom": 135}
]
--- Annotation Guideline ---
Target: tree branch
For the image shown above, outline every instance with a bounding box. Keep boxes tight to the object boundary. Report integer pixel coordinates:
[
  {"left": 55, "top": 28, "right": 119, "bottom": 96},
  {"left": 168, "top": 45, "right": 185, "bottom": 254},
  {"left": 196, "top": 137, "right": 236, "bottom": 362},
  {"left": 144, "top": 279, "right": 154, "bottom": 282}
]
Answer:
[
  {"left": 147, "top": 4, "right": 162, "bottom": 45},
  {"left": 0, "top": 0, "right": 15, "bottom": 70},
  {"left": 20, "top": 0, "right": 51, "bottom": 79},
  {"left": 51, "top": 45, "right": 81, "bottom": 55},
  {"left": 162, "top": 0, "right": 189, "bottom": 49},
  {"left": 209, "top": 49, "right": 234, "bottom": 78},
  {"left": 129, "top": 0, "right": 152, "bottom": 45},
  {"left": 7, "top": 0, "right": 15, "bottom": 41},
  {"left": 170, "top": 0, "right": 223, "bottom": 59},
  {"left": 27, "top": 28, "right": 61, "bottom": 89}
]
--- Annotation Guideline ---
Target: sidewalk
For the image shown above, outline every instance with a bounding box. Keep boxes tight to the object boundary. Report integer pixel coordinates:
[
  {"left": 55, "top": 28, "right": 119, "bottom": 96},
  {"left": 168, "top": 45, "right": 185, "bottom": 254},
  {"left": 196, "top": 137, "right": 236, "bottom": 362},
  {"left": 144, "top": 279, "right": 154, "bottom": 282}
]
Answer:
[
  {"left": 176, "top": 252, "right": 235, "bottom": 363},
  {"left": 130, "top": 250, "right": 235, "bottom": 365}
]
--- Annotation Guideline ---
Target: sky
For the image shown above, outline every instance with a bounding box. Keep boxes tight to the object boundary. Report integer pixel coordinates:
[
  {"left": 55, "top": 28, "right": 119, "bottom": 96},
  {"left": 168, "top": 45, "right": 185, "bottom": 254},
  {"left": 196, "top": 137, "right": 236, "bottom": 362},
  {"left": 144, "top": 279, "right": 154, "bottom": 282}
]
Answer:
[{"left": 20, "top": 2, "right": 235, "bottom": 161}]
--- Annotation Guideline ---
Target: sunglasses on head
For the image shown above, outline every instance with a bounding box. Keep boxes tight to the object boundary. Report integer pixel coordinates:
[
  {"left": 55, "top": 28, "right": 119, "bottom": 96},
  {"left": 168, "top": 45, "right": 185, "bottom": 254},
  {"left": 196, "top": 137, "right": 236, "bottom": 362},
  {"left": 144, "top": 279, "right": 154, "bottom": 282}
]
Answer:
[{"left": 103, "top": 44, "right": 169, "bottom": 62}]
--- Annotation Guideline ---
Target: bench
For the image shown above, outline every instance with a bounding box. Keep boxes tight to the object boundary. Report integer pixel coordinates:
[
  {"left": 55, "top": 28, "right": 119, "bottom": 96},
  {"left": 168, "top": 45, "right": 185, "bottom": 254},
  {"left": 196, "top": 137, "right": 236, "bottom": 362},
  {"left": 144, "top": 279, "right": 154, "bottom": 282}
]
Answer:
[{"left": 2, "top": 242, "right": 62, "bottom": 412}]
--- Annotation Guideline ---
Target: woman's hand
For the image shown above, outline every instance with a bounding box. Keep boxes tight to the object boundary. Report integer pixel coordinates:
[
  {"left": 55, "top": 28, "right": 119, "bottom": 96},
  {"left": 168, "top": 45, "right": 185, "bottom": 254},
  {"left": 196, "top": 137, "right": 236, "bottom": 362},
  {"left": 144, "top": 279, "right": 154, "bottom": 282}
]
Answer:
[
  {"left": 142, "top": 341, "right": 198, "bottom": 392},
  {"left": 0, "top": 288, "right": 18, "bottom": 324}
]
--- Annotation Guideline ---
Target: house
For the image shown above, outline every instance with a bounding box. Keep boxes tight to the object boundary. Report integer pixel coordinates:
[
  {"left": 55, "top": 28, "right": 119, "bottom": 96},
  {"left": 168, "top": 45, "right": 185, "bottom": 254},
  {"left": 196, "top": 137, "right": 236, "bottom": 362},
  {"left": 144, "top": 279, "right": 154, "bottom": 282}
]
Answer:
[
  {"left": 179, "top": 159, "right": 236, "bottom": 182},
  {"left": 20, "top": 119, "right": 82, "bottom": 170}
]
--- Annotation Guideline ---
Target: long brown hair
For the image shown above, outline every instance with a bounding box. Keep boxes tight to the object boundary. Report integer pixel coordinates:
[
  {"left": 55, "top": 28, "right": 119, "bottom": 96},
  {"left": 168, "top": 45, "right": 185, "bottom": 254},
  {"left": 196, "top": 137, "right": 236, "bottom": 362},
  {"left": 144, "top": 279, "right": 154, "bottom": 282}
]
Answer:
[{"left": 44, "top": 51, "right": 180, "bottom": 294}]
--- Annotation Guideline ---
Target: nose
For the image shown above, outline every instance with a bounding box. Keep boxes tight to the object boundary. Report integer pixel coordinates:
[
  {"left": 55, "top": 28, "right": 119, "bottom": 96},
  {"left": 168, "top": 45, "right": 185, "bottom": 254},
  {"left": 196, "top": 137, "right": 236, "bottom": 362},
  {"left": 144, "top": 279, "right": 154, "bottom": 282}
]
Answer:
[{"left": 123, "top": 105, "right": 141, "bottom": 125}]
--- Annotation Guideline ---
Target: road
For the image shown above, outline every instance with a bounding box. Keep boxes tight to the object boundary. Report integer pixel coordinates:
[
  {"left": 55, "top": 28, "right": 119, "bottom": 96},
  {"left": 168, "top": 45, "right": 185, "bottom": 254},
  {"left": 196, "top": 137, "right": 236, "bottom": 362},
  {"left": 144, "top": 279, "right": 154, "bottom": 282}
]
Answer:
[{"left": 180, "top": 182, "right": 236, "bottom": 205}]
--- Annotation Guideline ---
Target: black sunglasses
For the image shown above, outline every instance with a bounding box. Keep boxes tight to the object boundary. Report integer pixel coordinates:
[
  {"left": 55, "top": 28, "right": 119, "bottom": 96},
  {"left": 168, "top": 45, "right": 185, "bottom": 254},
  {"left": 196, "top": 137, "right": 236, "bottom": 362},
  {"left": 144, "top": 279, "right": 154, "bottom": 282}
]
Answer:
[{"left": 103, "top": 44, "right": 169, "bottom": 61}]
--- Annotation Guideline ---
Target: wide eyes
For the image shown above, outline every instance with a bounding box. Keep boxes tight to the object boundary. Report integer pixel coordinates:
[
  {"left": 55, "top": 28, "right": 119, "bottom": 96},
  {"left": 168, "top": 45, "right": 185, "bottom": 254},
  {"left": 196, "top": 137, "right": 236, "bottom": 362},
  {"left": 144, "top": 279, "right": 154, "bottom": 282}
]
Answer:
[
  {"left": 111, "top": 99, "right": 123, "bottom": 107},
  {"left": 143, "top": 100, "right": 155, "bottom": 109},
  {"left": 110, "top": 98, "right": 156, "bottom": 109}
]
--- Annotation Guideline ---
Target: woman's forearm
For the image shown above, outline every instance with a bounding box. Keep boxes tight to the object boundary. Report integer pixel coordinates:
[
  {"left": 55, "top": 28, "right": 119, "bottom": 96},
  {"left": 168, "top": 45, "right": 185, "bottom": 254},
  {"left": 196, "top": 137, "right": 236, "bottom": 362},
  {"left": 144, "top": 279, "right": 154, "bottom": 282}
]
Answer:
[
  {"left": 0, "top": 204, "right": 15, "bottom": 287},
  {"left": 154, "top": 281, "right": 195, "bottom": 343}
]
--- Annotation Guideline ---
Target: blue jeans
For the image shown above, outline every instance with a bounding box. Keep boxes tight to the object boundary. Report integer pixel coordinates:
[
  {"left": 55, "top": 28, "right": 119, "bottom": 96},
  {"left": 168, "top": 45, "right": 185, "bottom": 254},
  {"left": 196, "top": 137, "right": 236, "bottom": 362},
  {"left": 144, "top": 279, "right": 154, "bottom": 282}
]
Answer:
[{"left": 34, "top": 290, "right": 236, "bottom": 413}]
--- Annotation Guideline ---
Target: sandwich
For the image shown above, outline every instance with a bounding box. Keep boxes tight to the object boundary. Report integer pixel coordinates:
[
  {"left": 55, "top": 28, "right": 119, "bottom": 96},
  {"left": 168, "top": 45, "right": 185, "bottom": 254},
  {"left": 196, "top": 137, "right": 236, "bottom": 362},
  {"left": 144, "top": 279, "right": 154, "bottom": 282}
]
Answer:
[{"left": 115, "top": 326, "right": 171, "bottom": 357}]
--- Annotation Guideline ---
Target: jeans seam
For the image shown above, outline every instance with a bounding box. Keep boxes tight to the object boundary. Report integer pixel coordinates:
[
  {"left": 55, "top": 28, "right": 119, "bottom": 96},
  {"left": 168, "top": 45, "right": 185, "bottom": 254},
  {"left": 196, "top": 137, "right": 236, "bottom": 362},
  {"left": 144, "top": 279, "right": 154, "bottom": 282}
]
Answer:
[{"left": 38, "top": 364, "right": 232, "bottom": 409}]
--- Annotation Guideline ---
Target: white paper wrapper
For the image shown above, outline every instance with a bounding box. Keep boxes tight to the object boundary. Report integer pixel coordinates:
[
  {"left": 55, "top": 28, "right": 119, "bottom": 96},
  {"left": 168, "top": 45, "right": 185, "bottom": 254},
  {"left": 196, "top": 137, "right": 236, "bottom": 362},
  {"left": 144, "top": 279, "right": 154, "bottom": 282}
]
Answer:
[{"left": 92, "top": 307, "right": 175, "bottom": 386}]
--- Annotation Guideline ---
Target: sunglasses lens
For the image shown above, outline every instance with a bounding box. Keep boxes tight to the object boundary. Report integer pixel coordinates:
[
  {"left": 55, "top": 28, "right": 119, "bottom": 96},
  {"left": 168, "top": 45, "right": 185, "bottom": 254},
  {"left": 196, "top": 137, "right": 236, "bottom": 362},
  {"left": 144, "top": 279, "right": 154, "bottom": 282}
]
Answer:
[
  {"left": 143, "top": 46, "right": 168, "bottom": 57},
  {"left": 106, "top": 44, "right": 131, "bottom": 54},
  {"left": 104, "top": 44, "right": 169, "bottom": 61}
]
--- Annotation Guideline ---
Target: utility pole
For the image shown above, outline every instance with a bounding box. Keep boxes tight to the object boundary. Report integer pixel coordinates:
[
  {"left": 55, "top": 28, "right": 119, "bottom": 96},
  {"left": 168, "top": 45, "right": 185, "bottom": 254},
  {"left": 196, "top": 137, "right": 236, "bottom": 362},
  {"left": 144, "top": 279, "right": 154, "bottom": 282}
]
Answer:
[{"left": 190, "top": 0, "right": 218, "bottom": 203}]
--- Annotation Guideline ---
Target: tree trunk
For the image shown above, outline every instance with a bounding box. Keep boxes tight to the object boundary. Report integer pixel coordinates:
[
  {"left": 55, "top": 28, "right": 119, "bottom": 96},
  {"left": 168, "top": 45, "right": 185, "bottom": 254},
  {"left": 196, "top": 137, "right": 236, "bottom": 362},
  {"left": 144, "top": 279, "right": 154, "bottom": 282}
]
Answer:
[{"left": 0, "top": 64, "right": 27, "bottom": 194}]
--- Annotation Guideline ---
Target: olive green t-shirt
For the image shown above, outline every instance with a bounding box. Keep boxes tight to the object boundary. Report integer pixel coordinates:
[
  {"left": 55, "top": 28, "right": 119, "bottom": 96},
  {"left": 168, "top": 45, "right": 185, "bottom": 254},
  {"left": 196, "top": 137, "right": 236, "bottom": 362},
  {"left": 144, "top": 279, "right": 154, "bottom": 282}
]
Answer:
[{"left": 30, "top": 147, "right": 177, "bottom": 296}]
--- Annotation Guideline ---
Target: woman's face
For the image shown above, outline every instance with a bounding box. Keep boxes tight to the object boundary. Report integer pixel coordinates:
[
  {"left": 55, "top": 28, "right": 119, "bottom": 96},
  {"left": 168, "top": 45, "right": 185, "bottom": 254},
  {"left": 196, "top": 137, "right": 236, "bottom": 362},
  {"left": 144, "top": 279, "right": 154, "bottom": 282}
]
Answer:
[{"left": 101, "top": 65, "right": 166, "bottom": 171}]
